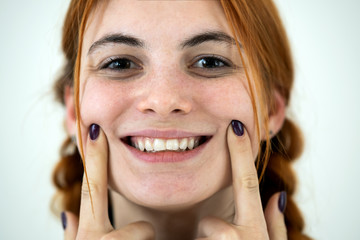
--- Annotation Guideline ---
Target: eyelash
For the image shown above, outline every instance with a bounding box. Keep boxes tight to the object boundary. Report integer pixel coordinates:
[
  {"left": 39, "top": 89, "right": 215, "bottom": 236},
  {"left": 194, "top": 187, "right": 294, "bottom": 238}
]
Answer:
[
  {"left": 189, "top": 55, "right": 232, "bottom": 69},
  {"left": 100, "top": 57, "right": 141, "bottom": 71}
]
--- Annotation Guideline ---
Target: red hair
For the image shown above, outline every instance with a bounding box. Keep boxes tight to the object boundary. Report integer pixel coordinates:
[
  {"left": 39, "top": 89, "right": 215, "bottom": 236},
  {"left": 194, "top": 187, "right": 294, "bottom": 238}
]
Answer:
[{"left": 52, "top": 1, "right": 312, "bottom": 239}]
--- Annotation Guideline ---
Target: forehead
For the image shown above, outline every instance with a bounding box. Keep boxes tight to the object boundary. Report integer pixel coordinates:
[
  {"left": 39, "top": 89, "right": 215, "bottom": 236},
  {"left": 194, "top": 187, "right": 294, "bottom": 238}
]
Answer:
[{"left": 83, "top": 0, "right": 231, "bottom": 50}]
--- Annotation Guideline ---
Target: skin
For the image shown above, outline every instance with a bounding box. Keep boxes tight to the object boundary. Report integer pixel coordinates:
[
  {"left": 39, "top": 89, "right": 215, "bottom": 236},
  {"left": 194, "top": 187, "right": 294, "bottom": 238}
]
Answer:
[{"left": 64, "top": 1, "right": 287, "bottom": 239}]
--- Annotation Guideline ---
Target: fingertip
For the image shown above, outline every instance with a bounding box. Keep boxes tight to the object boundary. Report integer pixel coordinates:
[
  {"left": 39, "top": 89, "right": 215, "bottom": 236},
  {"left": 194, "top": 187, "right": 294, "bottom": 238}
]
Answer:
[
  {"left": 62, "top": 211, "right": 79, "bottom": 240},
  {"left": 89, "top": 124, "right": 100, "bottom": 141},
  {"left": 278, "top": 191, "right": 287, "bottom": 213},
  {"left": 61, "top": 211, "right": 67, "bottom": 230},
  {"left": 231, "top": 120, "right": 245, "bottom": 137},
  {"left": 85, "top": 124, "right": 108, "bottom": 155},
  {"left": 265, "top": 192, "right": 287, "bottom": 239},
  {"left": 266, "top": 191, "right": 287, "bottom": 215},
  {"left": 265, "top": 192, "right": 283, "bottom": 218},
  {"left": 227, "top": 120, "right": 249, "bottom": 143},
  {"left": 227, "top": 120, "right": 251, "bottom": 154}
]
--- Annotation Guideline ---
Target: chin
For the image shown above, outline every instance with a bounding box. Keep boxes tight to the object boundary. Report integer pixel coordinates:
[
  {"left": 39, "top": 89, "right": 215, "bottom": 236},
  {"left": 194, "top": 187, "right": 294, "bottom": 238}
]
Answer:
[{"left": 109, "top": 171, "right": 229, "bottom": 212}]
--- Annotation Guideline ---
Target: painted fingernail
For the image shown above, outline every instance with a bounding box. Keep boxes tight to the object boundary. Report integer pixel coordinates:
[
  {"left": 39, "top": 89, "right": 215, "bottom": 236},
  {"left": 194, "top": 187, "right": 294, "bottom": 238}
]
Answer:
[
  {"left": 61, "top": 211, "right": 67, "bottom": 230},
  {"left": 231, "top": 120, "right": 244, "bottom": 136},
  {"left": 89, "top": 124, "right": 100, "bottom": 140},
  {"left": 278, "top": 191, "right": 287, "bottom": 213}
]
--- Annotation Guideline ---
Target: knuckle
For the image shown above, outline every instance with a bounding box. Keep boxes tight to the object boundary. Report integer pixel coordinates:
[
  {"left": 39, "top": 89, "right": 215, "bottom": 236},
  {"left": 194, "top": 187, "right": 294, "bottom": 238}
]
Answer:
[
  {"left": 240, "top": 173, "right": 259, "bottom": 192},
  {"left": 81, "top": 180, "right": 101, "bottom": 198}
]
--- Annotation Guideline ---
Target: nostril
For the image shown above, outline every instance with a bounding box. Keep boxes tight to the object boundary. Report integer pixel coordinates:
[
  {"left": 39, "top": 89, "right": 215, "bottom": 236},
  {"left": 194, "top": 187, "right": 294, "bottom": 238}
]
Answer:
[{"left": 143, "top": 109, "right": 156, "bottom": 114}]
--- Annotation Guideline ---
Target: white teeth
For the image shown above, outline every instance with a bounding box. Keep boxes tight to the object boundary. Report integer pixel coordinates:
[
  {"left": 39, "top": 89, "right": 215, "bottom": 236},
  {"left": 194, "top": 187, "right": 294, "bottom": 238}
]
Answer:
[
  {"left": 138, "top": 140, "right": 145, "bottom": 151},
  {"left": 188, "top": 138, "right": 194, "bottom": 150},
  {"left": 130, "top": 136, "right": 205, "bottom": 152},
  {"left": 153, "top": 139, "right": 166, "bottom": 151},
  {"left": 145, "top": 138, "right": 153, "bottom": 152},
  {"left": 179, "top": 138, "right": 188, "bottom": 150},
  {"left": 166, "top": 139, "right": 179, "bottom": 151}
]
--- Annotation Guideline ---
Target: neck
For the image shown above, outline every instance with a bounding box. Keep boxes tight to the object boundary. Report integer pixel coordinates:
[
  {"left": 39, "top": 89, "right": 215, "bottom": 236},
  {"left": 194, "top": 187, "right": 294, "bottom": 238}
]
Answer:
[{"left": 109, "top": 186, "right": 235, "bottom": 240}]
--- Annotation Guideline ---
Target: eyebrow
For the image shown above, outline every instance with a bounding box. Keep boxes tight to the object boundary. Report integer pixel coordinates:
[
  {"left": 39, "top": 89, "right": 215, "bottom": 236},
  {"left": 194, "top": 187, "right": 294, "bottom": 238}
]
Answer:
[
  {"left": 88, "top": 33, "right": 145, "bottom": 55},
  {"left": 87, "top": 31, "right": 239, "bottom": 55},
  {"left": 180, "top": 31, "right": 238, "bottom": 49}
]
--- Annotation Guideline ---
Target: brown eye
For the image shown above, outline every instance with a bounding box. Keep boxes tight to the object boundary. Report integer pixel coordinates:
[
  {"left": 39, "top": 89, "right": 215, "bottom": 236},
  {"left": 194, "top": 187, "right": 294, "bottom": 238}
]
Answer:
[
  {"left": 192, "top": 56, "right": 230, "bottom": 69},
  {"left": 101, "top": 57, "right": 141, "bottom": 71},
  {"left": 188, "top": 55, "right": 236, "bottom": 78}
]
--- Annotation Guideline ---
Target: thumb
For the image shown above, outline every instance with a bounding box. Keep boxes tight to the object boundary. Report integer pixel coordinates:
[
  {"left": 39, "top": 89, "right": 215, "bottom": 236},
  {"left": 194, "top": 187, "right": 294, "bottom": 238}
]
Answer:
[
  {"left": 264, "top": 192, "right": 287, "bottom": 240},
  {"left": 62, "top": 211, "right": 79, "bottom": 240}
]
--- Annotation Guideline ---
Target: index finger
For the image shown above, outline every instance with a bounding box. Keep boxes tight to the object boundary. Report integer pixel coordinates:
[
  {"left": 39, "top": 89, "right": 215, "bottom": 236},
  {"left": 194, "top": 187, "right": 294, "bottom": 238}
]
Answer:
[
  {"left": 227, "top": 120, "right": 266, "bottom": 227},
  {"left": 78, "top": 124, "right": 112, "bottom": 233}
]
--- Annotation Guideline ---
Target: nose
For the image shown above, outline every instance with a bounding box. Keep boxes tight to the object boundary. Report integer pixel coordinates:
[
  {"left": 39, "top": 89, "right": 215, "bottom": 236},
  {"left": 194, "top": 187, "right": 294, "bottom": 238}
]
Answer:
[{"left": 136, "top": 73, "right": 193, "bottom": 118}]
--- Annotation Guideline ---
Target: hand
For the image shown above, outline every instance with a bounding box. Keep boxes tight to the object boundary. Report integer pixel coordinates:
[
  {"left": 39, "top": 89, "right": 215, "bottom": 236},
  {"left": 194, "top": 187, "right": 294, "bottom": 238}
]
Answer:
[
  {"left": 196, "top": 120, "right": 287, "bottom": 240},
  {"left": 62, "top": 124, "right": 155, "bottom": 240}
]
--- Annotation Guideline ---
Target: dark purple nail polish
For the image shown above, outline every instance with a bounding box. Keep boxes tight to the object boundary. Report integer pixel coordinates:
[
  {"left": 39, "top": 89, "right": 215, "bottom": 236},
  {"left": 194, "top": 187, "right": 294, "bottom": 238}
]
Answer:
[
  {"left": 89, "top": 124, "right": 100, "bottom": 140},
  {"left": 278, "top": 191, "right": 287, "bottom": 213},
  {"left": 231, "top": 120, "right": 244, "bottom": 136},
  {"left": 61, "top": 211, "right": 67, "bottom": 230}
]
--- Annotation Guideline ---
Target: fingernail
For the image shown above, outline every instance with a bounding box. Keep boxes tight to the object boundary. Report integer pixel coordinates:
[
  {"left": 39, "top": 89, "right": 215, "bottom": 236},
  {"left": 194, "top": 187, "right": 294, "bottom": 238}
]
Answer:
[
  {"left": 61, "top": 211, "right": 67, "bottom": 230},
  {"left": 278, "top": 191, "right": 287, "bottom": 213},
  {"left": 89, "top": 124, "right": 100, "bottom": 140},
  {"left": 231, "top": 120, "right": 244, "bottom": 136}
]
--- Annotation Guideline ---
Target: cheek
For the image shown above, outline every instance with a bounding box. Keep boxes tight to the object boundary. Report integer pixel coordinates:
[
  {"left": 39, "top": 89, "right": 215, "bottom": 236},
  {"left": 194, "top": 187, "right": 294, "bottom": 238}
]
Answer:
[
  {"left": 195, "top": 78, "right": 255, "bottom": 131},
  {"left": 80, "top": 78, "right": 132, "bottom": 129},
  {"left": 193, "top": 78, "right": 258, "bottom": 155}
]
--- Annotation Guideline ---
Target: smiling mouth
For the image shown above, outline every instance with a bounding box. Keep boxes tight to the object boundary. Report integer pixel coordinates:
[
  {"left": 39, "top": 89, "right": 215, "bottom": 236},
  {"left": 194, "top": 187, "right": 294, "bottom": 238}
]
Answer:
[{"left": 121, "top": 136, "right": 212, "bottom": 153}]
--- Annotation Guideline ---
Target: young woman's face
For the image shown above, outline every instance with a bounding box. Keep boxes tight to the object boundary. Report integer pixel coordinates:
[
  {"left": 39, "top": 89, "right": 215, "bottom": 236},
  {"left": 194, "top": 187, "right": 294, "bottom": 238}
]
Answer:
[{"left": 78, "top": 0, "right": 259, "bottom": 210}]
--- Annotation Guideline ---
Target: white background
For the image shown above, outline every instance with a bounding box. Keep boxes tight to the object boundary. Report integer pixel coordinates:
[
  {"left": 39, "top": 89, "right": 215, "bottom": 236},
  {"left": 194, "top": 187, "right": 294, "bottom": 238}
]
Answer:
[{"left": 0, "top": 0, "right": 359, "bottom": 239}]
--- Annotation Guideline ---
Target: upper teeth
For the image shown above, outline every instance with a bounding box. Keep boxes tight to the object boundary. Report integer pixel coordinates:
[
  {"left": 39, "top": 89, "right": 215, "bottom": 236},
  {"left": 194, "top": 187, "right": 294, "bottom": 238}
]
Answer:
[{"left": 130, "top": 137, "right": 201, "bottom": 152}]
